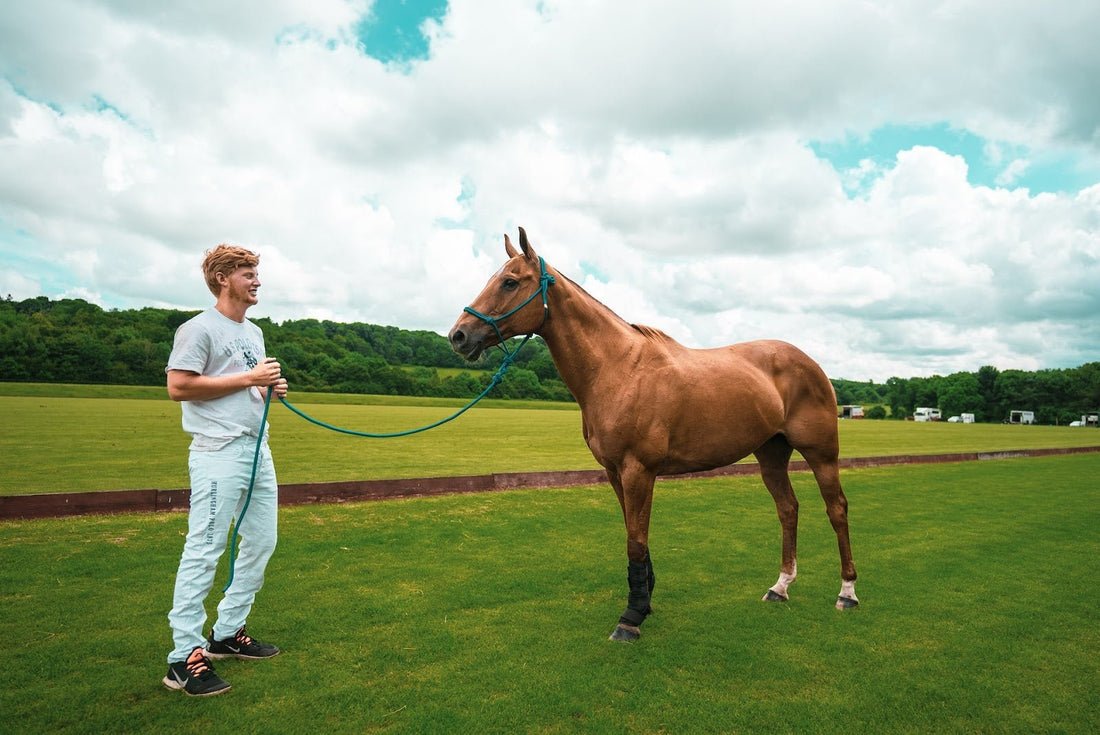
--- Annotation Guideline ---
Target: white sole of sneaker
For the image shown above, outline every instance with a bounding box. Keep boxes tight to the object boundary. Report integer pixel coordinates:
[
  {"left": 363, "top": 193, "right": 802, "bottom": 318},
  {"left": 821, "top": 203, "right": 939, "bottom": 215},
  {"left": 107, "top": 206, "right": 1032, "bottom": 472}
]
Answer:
[{"left": 162, "top": 676, "right": 231, "bottom": 696}]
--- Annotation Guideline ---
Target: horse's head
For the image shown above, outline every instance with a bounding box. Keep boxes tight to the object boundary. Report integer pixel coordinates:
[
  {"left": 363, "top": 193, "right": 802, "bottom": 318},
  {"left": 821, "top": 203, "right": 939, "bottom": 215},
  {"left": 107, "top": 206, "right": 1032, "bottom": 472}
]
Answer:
[{"left": 449, "top": 227, "right": 555, "bottom": 361}]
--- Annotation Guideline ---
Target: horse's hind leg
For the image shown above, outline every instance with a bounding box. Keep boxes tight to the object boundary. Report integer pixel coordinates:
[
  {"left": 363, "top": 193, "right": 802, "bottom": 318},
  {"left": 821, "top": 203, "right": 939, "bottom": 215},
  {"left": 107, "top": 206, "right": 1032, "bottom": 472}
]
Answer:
[
  {"left": 755, "top": 435, "right": 799, "bottom": 603},
  {"left": 802, "top": 447, "right": 859, "bottom": 609}
]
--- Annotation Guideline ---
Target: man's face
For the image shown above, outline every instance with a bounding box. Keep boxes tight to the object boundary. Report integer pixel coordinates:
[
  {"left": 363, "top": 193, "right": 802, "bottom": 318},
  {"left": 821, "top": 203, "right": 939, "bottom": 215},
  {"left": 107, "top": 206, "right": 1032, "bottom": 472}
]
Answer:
[{"left": 221, "top": 265, "right": 260, "bottom": 306}]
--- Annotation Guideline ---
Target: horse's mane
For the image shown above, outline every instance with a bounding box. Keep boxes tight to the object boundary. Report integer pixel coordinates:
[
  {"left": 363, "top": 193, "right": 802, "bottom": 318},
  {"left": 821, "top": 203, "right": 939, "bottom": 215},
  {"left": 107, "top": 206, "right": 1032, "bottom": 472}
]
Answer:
[
  {"left": 557, "top": 270, "right": 674, "bottom": 344},
  {"left": 630, "top": 323, "right": 674, "bottom": 342}
]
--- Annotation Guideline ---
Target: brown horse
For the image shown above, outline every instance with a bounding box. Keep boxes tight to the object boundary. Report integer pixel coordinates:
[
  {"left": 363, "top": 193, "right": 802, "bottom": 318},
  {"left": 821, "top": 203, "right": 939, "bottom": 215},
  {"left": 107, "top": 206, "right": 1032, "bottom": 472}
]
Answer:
[{"left": 449, "top": 228, "right": 858, "bottom": 642}]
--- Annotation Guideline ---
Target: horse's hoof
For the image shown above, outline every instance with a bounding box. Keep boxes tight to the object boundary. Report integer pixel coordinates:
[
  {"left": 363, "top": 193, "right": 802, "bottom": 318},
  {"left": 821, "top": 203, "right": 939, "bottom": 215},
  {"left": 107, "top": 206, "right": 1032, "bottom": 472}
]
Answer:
[
  {"left": 609, "top": 624, "right": 641, "bottom": 642},
  {"left": 836, "top": 596, "right": 859, "bottom": 610},
  {"left": 763, "top": 589, "right": 789, "bottom": 603}
]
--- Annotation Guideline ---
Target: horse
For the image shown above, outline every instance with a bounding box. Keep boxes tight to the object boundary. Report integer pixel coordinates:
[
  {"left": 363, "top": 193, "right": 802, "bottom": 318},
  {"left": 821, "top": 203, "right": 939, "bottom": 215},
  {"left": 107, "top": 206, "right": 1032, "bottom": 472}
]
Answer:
[{"left": 448, "top": 228, "right": 858, "bottom": 642}]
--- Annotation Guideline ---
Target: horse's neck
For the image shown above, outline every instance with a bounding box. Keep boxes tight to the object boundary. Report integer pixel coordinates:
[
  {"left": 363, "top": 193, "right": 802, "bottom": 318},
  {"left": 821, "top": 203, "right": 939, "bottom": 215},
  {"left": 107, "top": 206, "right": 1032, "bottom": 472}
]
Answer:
[{"left": 539, "top": 276, "right": 641, "bottom": 405}]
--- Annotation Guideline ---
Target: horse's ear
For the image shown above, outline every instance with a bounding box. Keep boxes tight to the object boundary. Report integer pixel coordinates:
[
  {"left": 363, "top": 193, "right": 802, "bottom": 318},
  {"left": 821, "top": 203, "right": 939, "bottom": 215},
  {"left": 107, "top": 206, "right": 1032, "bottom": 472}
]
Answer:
[
  {"left": 504, "top": 233, "right": 519, "bottom": 259},
  {"left": 518, "top": 226, "right": 537, "bottom": 261}
]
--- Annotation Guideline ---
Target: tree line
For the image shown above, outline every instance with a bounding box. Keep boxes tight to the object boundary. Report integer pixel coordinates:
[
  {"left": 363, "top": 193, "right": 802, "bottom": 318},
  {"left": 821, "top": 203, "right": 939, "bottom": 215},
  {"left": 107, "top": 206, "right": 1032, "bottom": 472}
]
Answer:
[
  {"left": 0, "top": 296, "right": 571, "bottom": 401},
  {"left": 2, "top": 296, "right": 1098, "bottom": 423},
  {"left": 832, "top": 367, "right": 1100, "bottom": 425}
]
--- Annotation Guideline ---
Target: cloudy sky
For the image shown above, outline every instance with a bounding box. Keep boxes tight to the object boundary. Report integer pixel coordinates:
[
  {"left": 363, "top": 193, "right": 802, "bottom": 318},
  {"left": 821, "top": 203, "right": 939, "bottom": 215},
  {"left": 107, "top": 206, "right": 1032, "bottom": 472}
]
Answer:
[{"left": 2, "top": 0, "right": 1098, "bottom": 382}]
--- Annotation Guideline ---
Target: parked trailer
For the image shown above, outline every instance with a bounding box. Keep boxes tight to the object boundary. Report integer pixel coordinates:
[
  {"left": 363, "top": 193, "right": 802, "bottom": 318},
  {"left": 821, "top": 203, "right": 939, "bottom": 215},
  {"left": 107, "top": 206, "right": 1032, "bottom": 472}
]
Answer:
[
  {"left": 1008, "top": 410, "right": 1035, "bottom": 425},
  {"left": 914, "top": 407, "right": 941, "bottom": 422},
  {"left": 839, "top": 405, "right": 864, "bottom": 419}
]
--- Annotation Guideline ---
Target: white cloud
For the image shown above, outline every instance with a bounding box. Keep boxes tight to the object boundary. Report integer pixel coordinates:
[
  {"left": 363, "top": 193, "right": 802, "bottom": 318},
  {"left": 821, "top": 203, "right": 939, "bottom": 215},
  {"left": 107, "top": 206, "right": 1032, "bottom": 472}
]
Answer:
[
  {"left": 995, "top": 158, "right": 1030, "bottom": 187},
  {"left": 1, "top": 0, "right": 1099, "bottom": 382}
]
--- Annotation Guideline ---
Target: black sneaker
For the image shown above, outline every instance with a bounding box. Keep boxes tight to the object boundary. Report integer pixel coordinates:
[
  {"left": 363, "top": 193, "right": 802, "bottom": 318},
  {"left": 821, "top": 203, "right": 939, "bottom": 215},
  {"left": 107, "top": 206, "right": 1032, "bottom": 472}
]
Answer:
[
  {"left": 206, "top": 626, "right": 280, "bottom": 660},
  {"left": 163, "top": 646, "right": 231, "bottom": 696}
]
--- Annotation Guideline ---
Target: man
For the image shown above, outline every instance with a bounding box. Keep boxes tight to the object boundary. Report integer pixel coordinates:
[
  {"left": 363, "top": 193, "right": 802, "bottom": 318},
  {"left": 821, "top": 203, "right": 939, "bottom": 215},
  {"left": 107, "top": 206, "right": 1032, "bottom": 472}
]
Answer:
[{"left": 162, "top": 244, "right": 288, "bottom": 697}]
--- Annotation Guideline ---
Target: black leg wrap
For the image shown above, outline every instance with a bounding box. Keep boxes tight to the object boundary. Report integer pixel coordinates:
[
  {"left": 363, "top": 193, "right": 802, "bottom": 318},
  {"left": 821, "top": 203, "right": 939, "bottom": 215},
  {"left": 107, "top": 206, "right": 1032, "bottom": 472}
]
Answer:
[{"left": 619, "top": 560, "right": 652, "bottom": 627}]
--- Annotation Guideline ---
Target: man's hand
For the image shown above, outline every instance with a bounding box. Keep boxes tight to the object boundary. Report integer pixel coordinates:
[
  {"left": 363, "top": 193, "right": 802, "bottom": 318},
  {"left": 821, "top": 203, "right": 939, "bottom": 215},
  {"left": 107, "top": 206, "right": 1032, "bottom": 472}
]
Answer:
[
  {"left": 268, "top": 377, "right": 288, "bottom": 400},
  {"left": 251, "top": 357, "right": 282, "bottom": 387},
  {"left": 254, "top": 358, "right": 289, "bottom": 400}
]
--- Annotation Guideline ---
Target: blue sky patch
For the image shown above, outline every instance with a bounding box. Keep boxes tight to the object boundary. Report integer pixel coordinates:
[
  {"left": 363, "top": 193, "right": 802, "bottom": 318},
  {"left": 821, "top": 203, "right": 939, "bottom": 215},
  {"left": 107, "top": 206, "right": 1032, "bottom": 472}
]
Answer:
[
  {"left": 356, "top": 0, "right": 448, "bottom": 64},
  {"left": 810, "top": 123, "right": 1095, "bottom": 196},
  {"left": 0, "top": 221, "right": 65, "bottom": 296}
]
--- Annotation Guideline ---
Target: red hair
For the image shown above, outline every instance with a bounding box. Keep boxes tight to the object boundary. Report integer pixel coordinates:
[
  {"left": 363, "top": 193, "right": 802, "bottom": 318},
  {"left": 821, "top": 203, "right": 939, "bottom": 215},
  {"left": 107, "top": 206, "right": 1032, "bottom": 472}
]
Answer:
[{"left": 201, "top": 244, "right": 260, "bottom": 296}]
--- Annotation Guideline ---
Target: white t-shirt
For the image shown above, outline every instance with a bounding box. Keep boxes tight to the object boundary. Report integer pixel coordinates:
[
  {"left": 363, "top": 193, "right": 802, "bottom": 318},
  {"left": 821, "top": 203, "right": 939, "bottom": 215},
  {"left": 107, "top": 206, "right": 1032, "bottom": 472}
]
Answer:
[{"left": 166, "top": 308, "right": 269, "bottom": 451}]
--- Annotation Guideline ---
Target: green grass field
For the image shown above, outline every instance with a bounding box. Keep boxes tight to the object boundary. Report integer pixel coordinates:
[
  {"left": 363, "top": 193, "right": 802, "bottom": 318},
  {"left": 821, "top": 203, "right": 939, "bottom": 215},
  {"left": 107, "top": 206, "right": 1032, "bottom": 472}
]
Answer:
[
  {"left": 2, "top": 383, "right": 1099, "bottom": 496},
  {"left": 1, "top": 455, "right": 1098, "bottom": 733}
]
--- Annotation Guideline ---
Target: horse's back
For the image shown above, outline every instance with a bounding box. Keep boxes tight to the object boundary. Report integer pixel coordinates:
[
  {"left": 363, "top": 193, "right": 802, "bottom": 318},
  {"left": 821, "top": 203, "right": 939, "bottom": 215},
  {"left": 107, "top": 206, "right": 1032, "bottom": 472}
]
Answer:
[
  {"left": 720, "top": 340, "right": 835, "bottom": 403},
  {"left": 719, "top": 339, "right": 840, "bottom": 458},
  {"left": 641, "top": 335, "right": 835, "bottom": 419}
]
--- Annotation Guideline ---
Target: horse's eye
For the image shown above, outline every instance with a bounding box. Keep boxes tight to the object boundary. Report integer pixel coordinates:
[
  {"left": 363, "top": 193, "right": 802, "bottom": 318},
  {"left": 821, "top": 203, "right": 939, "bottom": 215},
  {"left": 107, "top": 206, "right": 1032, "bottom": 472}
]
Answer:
[{"left": 501, "top": 278, "right": 519, "bottom": 291}]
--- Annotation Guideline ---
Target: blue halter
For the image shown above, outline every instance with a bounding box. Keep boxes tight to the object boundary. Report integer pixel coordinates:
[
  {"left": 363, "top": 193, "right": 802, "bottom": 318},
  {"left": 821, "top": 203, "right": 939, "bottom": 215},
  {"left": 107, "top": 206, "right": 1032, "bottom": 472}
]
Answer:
[{"left": 462, "top": 256, "right": 556, "bottom": 357}]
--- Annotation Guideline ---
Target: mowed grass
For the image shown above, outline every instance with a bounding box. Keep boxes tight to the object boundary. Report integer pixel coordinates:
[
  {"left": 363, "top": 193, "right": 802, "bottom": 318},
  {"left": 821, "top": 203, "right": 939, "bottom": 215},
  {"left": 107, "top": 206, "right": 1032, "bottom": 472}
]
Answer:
[
  {"left": 1, "top": 455, "right": 1098, "bottom": 733},
  {"left": 2, "top": 384, "right": 1099, "bottom": 495},
  {"left": 0, "top": 394, "right": 594, "bottom": 495}
]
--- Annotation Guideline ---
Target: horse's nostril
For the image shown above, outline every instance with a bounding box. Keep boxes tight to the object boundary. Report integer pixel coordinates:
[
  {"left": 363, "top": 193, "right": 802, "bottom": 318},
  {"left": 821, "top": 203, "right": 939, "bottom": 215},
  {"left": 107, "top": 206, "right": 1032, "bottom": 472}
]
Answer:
[{"left": 451, "top": 329, "right": 465, "bottom": 345}]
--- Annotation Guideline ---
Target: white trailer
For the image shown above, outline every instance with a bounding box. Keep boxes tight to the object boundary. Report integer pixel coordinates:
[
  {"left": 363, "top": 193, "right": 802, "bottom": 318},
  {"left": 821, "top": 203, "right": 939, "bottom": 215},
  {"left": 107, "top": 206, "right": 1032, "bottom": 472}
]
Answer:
[
  {"left": 1008, "top": 410, "right": 1035, "bottom": 425},
  {"left": 914, "top": 407, "right": 941, "bottom": 422},
  {"left": 1071, "top": 414, "right": 1099, "bottom": 427}
]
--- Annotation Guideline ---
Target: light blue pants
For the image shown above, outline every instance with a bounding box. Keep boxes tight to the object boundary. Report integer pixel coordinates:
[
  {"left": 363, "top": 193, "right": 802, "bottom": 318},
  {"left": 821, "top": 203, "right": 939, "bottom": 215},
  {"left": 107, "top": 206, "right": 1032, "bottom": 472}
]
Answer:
[{"left": 167, "top": 436, "right": 278, "bottom": 663}]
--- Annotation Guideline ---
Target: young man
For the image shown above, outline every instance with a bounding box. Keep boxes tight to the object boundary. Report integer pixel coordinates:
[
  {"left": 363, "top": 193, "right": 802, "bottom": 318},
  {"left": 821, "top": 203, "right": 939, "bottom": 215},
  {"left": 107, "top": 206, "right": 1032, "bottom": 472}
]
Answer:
[{"left": 162, "top": 244, "right": 288, "bottom": 697}]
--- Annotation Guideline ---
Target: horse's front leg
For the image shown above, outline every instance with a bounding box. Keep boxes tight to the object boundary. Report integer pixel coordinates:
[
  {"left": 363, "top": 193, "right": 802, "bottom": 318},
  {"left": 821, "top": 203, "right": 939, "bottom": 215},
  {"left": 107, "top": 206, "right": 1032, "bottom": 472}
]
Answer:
[{"left": 607, "top": 464, "right": 656, "bottom": 642}]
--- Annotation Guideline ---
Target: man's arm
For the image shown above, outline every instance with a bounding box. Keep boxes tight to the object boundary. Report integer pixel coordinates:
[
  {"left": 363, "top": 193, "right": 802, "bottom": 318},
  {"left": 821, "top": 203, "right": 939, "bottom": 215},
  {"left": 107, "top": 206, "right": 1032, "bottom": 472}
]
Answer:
[{"left": 167, "top": 358, "right": 285, "bottom": 402}]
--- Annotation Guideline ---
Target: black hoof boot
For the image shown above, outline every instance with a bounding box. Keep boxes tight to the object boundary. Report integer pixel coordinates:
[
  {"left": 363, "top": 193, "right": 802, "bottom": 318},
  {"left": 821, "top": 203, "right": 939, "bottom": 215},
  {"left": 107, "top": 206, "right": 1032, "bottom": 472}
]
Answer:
[
  {"left": 836, "top": 596, "right": 859, "bottom": 610},
  {"left": 763, "top": 589, "right": 789, "bottom": 603}
]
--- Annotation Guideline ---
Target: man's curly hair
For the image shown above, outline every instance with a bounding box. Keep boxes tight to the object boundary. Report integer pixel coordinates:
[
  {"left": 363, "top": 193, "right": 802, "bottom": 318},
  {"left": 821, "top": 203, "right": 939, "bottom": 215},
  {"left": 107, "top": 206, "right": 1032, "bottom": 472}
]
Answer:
[{"left": 201, "top": 244, "right": 260, "bottom": 296}]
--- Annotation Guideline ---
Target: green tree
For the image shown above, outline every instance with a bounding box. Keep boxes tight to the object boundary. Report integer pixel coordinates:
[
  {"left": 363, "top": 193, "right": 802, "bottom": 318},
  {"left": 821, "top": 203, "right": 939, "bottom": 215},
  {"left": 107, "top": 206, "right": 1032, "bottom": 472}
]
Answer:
[
  {"left": 865, "top": 405, "right": 887, "bottom": 420},
  {"left": 886, "top": 377, "right": 911, "bottom": 419},
  {"left": 496, "top": 368, "right": 543, "bottom": 400},
  {"left": 938, "top": 372, "right": 983, "bottom": 420}
]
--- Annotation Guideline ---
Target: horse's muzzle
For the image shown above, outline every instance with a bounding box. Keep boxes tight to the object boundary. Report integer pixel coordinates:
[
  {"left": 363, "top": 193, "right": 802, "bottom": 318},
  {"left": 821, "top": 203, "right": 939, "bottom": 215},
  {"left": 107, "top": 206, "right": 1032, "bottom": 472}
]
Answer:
[{"left": 448, "top": 322, "right": 486, "bottom": 361}]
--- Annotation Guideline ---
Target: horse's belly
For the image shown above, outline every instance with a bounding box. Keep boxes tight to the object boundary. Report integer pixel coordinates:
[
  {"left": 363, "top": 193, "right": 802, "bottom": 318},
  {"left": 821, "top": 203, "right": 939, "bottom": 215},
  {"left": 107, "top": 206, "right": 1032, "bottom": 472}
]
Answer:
[
  {"left": 659, "top": 435, "right": 765, "bottom": 475},
  {"left": 585, "top": 411, "right": 775, "bottom": 476}
]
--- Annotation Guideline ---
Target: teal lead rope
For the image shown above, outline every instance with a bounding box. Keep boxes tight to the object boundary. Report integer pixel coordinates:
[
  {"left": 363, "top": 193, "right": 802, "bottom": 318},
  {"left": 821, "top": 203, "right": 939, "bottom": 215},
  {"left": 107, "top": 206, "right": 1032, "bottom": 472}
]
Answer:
[
  {"left": 222, "top": 386, "right": 274, "bottom": 593},
  {"left": 223, "top": 336, "right": 533, "bottom": 589},
  {"left": 277, "top": 336, "right": 530, "bottom": 438}
]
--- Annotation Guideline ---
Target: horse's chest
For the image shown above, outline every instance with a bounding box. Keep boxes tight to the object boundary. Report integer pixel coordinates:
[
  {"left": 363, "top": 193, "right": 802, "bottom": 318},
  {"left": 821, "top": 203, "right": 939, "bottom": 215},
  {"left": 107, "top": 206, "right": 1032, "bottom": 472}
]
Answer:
[{"left": 580, "top": 407, "right": 668, "bottom": 465}]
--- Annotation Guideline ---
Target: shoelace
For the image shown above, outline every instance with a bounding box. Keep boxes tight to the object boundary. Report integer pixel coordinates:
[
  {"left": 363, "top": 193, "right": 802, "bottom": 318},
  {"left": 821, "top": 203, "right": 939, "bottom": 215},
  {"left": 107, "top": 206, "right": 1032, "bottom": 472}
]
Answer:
[
  {"left": 185, "top": 650, "right": 215, "bottom": 679},
  {"left": 234, "top": 628, "right": 254, "bottom": 646}
]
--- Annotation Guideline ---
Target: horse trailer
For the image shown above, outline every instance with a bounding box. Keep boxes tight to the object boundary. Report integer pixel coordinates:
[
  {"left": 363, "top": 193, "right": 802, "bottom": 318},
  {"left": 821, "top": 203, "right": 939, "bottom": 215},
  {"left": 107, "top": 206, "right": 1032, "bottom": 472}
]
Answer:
[
  {"left": 1008, "top": 410, "right": 1035, "bottom": 425},
  {"left": 913, "top": 407, "right": 941, "bottom": 422},
  {"left": 839, "top": 405, "right": 864, "bottom": 419}
]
